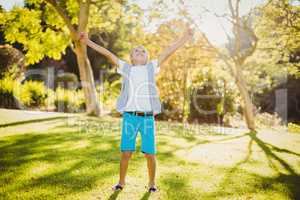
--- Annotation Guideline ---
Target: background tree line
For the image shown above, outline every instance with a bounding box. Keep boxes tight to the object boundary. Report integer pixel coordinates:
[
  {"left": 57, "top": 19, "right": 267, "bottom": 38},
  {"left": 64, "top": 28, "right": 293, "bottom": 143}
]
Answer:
[{"left": 0, "top": 0, "right": 299, "bottom": 130}]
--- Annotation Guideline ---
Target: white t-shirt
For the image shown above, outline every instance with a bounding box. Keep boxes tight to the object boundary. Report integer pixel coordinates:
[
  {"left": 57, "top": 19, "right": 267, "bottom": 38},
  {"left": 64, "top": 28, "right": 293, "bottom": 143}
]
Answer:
[{"left": 117, "top": 59, "right": 160, "bottom": 112}]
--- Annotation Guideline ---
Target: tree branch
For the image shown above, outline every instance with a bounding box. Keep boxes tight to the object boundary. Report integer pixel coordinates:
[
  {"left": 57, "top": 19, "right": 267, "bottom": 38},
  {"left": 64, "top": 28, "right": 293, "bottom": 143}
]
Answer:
[
  {"left": 43, "top": 0, "right": 77, "bottom": 39},
  {"left": 78, "top": 0, "right": 91, "bottom": 32}
]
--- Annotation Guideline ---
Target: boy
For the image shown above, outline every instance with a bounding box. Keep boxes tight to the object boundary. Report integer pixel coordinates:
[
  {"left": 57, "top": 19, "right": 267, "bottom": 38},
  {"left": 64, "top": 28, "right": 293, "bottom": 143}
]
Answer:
[{"left": 79, "top": 27, "right": 193, "bottom": 192}]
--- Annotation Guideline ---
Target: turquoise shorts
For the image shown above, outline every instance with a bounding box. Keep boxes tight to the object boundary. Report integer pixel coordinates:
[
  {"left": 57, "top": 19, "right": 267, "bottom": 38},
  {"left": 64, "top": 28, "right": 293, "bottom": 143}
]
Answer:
[{"left": 120, "top": 112, "right": 156, "bottom": 154}]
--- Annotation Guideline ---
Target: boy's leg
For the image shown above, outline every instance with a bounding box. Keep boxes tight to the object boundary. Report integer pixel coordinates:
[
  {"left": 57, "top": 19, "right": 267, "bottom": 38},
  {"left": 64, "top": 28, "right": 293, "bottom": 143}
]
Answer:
[
  {"left": 117, "top": 112, "right": 139, "bottom": 187},
  {"left": 119, "top": 151, "right": 133, "bottom": 186},
  {"left": 144, "top": 153, "right": 156, "bottom": 187},
  {"left": 139, "top": 115, "right": 157, "bottom": 188}
]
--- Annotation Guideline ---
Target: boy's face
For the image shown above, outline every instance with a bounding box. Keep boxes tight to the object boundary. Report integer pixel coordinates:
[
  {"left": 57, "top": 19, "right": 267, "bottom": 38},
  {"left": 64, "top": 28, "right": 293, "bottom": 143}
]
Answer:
[{"left": 130, "top": 46, "right": 148, "bottom": 65}]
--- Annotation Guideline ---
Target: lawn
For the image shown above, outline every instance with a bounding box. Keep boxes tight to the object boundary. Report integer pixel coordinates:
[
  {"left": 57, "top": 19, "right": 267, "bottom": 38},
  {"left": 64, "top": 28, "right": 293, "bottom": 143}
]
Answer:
[{"left": 0, "top": 108, "right": 300, "bottom": 200}]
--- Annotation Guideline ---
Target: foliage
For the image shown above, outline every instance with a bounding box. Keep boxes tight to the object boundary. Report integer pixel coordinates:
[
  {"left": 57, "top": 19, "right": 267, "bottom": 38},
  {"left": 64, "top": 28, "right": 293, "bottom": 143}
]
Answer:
[
  {"left": 255, "top": 112, "right": 282, "bottom": 128},
  {"left": 188, "top": 71, "right": 238, "bottom": 124},
  {"left": 144, "top": 19, "right": 215, "bottom": 121},
  {"left": 19, "top": 80, "right": 48, "bottom": 107},
  {"left": 0, "top": 0, "right": 145, "bottom": 67},
  {"left": 0, "top": 74, "right": 49, "bottom": 109},
  {"left": 0, "top": 0, "right": 146, "bottom": 116},
  {"left": 247, "top": 0, "right": 300, "bottom": 123},
  {"left": 85, "top": 1, "right": 145, "bottom": 81},
  {"left": 97, "top": 79, "right": 121, "bottom": 112},
  {"left": 0, "top": 75, "right": 21, "bottom": 109},
  {"left": 55, "top": 72, "right": 78, "bottom": 89},
  {"left": 142, "top": 19, "right": 241, "bottom": 123},
  {"left": 0, "top": 45, "right": 25, "bottom": 79},
  {"left": 288, "top": 122, "right": 300, "bottom": 133},
  {"left": 0, "top": 6, "right": 70, "bottom": 65},
  {"left": 54, "top": 87, "right": 85, "bottom": 112},
  {"left": 255, "top": 0, "right": 300, "bottom": 78}
]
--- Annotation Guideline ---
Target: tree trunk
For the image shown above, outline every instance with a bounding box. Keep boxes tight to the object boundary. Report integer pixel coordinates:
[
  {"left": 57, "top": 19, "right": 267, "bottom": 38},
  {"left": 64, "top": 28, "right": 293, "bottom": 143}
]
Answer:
[
  {"left": 182, "top": 64, "right": 188, "bottom": 123},
  {"left": 235, "top": 65, "right": 256, "bottom": 131},
  {"left": 74, "top": 42, "right": 101, "bottom": 116},
  {"left": 44, "top": 0, "right": 100, "bottom": 116}
]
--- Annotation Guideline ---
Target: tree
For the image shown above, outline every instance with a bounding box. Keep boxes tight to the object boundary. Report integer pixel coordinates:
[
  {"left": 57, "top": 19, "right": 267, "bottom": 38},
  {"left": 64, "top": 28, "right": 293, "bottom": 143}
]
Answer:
[
  {"left": 0, "top": 44, "right": 25, "bottom": 80},
  {"left": 176, "top": 0, "right": 259, "bottom": 130},
  {"left": 0, "top": 0, "right": 143, "bottom": 116},
  {"left": 252, "top": 0, "right": 300, "bottom": 123},
  {"left": 255, "top": 0, "right": 300, "bottom": 77}
]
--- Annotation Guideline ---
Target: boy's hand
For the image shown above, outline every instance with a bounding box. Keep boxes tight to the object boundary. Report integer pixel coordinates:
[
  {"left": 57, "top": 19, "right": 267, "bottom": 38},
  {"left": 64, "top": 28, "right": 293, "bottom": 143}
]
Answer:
[{"left": 79, "top": 32, "right": 88, "bottom": 43}]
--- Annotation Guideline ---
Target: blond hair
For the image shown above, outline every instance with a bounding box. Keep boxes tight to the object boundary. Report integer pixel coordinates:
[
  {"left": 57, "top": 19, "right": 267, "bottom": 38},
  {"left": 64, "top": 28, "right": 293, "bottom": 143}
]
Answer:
[{"left": 130, "top": 45, "right": 149, "bottom": 65}]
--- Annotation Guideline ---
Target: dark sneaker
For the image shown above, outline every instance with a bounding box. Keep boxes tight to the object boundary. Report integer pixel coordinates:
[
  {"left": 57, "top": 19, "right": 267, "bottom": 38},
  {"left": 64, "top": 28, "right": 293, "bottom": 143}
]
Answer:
[
  {"left": 148, "top": 186, "right": 158, "bottom": 192},
  {"left": 112, "top": 184, "right": 124, "bottom": 191}
]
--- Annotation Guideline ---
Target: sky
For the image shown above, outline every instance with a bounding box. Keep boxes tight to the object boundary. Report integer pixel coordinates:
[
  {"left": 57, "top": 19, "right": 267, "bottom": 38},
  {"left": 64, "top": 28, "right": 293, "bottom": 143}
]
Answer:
[
  {"left": 0, "top": 0, "right": 24, "bottom": 10},
  {"left": 0, "top": 0, "right": 269, "bottom": 45}
]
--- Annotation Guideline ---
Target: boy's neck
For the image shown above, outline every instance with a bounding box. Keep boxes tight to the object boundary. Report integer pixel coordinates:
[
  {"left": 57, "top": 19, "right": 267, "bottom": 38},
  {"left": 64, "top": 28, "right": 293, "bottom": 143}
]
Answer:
[{"left": 132, "top": 61, "right": 148, "bottom": 66}]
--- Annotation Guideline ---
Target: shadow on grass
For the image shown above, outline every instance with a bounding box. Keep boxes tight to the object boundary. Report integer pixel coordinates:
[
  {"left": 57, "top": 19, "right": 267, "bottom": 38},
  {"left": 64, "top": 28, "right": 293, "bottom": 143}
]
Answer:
[
  {"left": 159, "top": 130, "right": 300, "bottom": 199},
  {"left": 247, "top": 131, "right": 300, "bottom": 199},
  {"left": 265, "top": 142, "right": 300, "bottom": 157},
  {"left": 0, "top": 116, "right": 72, "bottom": 128},
  {"left": 160, "top": 172, "right": 199, "bottom": 199},
  {"left": 161, "top": 161, "right": 300, "bottom": 200},
  {"left": 247, "top": 131, "right": 299, "bottom": 175},
  {"left": 211, "top": 131, "right": 300, "bottom": 199},
  {"left": 1, "top": 115, "right": 300, "bottom": 199},
  {"left": 0, "top": 125, "right": 145, "bottom": 199},
  {"left": 140, "top": 191, "right": 151, "bottom": 200},
  {"left": 107, "top": 190, "right": 121, "bottom": 200},
  {"left": 157, "top": 132, "right": 250, "bottom": 162}
]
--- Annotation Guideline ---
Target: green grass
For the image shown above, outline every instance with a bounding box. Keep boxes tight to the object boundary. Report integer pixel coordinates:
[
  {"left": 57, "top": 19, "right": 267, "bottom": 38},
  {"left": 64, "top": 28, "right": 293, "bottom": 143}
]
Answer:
[{"left": 0, "top": 108, "right": 300, "bottom": 200}]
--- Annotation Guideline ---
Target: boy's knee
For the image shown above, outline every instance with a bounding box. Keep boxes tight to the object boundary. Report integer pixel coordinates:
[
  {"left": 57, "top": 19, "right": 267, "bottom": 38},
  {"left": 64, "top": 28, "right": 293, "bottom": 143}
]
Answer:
[
  {"left": 122, "top": 151, "right": 133, "bottom": 159},
  {"left": 144, "top": 153, "right": 155, "bottom": 160}
]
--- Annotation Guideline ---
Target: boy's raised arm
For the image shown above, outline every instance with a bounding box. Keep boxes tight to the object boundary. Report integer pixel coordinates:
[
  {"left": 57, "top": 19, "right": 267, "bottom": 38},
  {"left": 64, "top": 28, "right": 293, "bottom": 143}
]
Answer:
[
  {"left": 158, "top": 27, "right": 194, "bottom": 66},
  {"left": 79, "top": 32, "right": 119, "bottom": 66}
]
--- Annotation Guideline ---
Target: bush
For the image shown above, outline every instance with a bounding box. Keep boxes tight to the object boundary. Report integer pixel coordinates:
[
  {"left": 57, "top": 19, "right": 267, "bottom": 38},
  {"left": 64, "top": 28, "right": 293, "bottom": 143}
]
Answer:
[
  {"left": 188, "top": 82, "right": 237, "bottom": 124},
  {"left": 97, "top": 80, "right": 120, "bottom": 113},
  {"left": 55, "top": 73, "right": 78, "bottom": 89},
  {"left": 0, "top": 45, "right": 25, "bottom": 80},
  {"left": 0, "top": 76, "right": 21, "bottom": 109},
  {"left": 288, "top": 123, "right": 300, "bottom": 133},
  {"left": 255, "top": 112, "right": 282, "bottom": 128},
  {"left": 19, "top": 80, "right": 48, "bottom": 108},
  {"left": 54, "top": 87, "right": 85, "bottom": 113}
]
